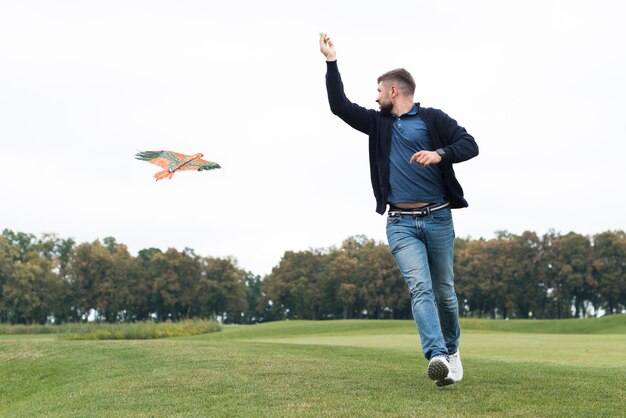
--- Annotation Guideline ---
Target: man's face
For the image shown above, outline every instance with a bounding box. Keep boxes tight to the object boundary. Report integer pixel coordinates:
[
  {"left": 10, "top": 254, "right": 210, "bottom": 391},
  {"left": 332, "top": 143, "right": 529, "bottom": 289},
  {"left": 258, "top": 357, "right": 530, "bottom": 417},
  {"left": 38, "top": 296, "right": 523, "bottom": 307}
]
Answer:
[{"left": 376, "top": 81, "right": 393, "bottom": 116}]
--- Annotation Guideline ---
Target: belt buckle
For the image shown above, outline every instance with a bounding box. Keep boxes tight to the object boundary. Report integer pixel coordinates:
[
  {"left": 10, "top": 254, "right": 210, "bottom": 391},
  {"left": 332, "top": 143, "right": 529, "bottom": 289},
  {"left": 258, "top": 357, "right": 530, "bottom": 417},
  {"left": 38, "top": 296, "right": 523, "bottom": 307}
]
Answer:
[{"left": 412, "top": 207, "right": 430, "bottom": 217}]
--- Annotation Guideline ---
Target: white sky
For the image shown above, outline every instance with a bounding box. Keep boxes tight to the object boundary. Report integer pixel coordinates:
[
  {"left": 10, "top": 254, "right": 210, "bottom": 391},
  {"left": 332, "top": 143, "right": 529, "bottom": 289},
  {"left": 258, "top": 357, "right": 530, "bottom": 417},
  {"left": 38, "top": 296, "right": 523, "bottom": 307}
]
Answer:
[{"left": 2, "top": 1, "right": 625, "bottom": 276}]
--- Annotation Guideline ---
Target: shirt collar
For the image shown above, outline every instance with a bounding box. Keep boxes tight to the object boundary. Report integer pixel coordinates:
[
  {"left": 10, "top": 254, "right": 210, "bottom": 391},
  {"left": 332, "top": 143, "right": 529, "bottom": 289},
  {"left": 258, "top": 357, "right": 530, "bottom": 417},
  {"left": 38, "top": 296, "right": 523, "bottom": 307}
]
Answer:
[{"left": 399, "top": 103, "right": 419, "bottom": 117}]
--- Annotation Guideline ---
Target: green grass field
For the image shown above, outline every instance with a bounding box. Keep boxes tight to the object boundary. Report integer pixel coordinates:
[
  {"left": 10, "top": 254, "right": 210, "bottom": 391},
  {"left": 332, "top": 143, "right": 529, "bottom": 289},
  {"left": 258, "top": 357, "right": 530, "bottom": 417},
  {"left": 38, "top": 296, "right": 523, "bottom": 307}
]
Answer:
[{"left": 1, "top": 316, "right": 625, "bottom": 417}]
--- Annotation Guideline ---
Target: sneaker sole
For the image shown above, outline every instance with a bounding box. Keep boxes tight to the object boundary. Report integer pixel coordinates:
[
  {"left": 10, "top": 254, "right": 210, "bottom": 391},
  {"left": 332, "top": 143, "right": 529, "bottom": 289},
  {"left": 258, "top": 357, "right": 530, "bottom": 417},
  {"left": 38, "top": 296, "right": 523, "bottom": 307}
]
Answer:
[
  {"left": 427, "top": 358, "right": 449, "bottom": 381},
  {"left": 435, "top": 377, "right": 455, "bottom": 387}
]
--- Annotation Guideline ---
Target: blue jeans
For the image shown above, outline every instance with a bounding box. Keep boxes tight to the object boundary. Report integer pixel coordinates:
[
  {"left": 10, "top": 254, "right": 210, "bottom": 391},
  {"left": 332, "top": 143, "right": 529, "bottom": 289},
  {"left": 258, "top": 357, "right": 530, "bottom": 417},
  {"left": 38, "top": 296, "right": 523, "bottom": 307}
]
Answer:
[{"left": 385, "top": 207, "right": 460, "bottom": 360}]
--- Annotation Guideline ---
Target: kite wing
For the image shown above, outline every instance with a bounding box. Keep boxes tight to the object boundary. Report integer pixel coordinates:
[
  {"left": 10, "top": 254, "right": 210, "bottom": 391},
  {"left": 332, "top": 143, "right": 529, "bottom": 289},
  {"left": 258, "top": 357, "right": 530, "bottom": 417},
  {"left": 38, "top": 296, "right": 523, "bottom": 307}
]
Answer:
[
  {"left": 135, "top": 150, "right": 221, "bottom": 180},
  {"left": 177, "top": 157, "right": 221, "bottom": 172},
  {"left": 135, "top": 150, "right": 184, "bottom": 170}
]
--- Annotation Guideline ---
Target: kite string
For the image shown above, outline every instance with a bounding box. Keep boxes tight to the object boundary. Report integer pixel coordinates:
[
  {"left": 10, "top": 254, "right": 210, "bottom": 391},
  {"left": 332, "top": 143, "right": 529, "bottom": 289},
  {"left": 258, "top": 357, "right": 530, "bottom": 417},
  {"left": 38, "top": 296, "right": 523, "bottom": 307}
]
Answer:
[{"left": 170, "top": 154, "right": 201, "bottom": 173}]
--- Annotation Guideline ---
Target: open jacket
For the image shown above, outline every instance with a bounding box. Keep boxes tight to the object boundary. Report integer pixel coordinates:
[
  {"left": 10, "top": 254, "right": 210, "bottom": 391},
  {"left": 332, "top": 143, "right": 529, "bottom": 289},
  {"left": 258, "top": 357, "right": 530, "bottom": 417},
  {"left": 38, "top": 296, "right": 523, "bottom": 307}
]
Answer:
[{"left": 326, "top": 60, "right": 479, "bottom": 214}]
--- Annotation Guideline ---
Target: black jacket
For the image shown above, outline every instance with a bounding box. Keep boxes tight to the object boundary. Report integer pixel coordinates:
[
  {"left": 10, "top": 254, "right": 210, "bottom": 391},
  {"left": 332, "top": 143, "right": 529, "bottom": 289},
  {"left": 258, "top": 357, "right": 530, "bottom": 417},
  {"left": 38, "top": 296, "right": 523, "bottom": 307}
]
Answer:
[{"left": 325, "top": 61, "right": 479, "bottom": 214}]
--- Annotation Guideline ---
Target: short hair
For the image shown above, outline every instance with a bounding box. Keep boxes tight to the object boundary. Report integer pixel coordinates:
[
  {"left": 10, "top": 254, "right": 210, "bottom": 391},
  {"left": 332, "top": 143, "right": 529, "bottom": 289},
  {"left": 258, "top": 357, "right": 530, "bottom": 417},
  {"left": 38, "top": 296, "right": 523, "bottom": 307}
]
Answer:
[{"left": 377, "top": 68, "right": 416, "bottom": 97}]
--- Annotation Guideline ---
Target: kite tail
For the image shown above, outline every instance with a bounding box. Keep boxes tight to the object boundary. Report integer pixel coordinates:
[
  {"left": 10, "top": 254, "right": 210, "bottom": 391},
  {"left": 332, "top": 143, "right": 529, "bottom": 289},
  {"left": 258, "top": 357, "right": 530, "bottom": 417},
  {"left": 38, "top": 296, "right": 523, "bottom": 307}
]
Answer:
[{"left": 154, "top": 170, "right": 175, "bottom": 181}]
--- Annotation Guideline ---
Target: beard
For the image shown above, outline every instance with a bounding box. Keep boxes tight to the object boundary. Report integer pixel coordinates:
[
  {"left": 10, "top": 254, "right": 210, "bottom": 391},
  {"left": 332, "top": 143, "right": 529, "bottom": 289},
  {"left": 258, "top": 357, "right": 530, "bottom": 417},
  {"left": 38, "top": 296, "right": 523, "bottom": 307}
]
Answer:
[{"left": 379, "top": 101, "right": 393, "bottom": 116}]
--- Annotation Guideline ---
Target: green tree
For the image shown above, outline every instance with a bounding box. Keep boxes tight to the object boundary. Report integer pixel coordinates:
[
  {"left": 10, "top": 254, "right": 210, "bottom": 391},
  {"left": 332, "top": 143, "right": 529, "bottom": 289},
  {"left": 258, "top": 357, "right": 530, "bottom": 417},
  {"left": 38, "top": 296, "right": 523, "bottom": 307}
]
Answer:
[
  {"left": 457, "top": 237, "right": 513, "bottom": 318},
  {"left": 263, "top": 250, "right": 327, "bottom": 320},
  {"left": 67, "top": 240, "right": 115, "bottom": 321},
  {"left": 0, "top": 236, "right": 17, "bottom": 322},
  {"left": 243, "top": 271, "right": 268, "bottom": 322},
  {"left": 1, "top": 253, "right": 56, "bottom": 324},
  {"left": 197, "top": 257, "right": 248, "bottom": 323},
  {"left": 39, "top": 234, "right": 76, "bottom": 323},
  {"left": 0, "top": 232, "right": 67, "bottom": 323},
  {"left": 147, "top": 248, "right": 201, "bottom": 321},
  {"left": 455, "top": 237, "right": 484, "bottom": 317},
  {"left": 101, "top": 242, "right": 144, "bottom": 322},
  {"left": 592, "top": 231, "right": 626, "bottom": 315},
  {"left": 507, "top": 231, "right": 543, "bottom": 319},
  {"left": 1, "top": 229, "right": 38, "bottom": 262},
  {"left": 541, "top": 231, "right": 594, "bottom": 318},
  {"left": 327, "top": 249, "right": 358, "bottom": 319}
]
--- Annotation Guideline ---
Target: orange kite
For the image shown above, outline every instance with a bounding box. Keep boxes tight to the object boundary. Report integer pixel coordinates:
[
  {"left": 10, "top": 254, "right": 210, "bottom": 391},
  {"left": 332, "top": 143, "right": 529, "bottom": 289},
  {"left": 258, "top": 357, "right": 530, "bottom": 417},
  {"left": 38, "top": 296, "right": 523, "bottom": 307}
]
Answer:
[{"left": 135, "top": 150, "right": 221, "bottom": 181}]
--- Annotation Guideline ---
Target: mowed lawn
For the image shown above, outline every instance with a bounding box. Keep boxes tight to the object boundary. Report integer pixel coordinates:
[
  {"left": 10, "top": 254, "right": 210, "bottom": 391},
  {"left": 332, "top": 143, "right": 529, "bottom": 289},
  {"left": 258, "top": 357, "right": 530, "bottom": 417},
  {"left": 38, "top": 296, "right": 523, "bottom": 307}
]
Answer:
[{"left": 1, "top": 316, "right": 625, "bottom": 417}]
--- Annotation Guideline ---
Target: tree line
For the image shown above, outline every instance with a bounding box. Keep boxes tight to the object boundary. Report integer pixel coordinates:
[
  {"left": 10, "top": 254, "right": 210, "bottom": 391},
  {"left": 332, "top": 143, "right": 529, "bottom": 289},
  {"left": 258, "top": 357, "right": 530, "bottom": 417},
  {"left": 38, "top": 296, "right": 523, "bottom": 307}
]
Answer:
[{"left": 1, "top": 228, "right": 624, "bottom": 325}]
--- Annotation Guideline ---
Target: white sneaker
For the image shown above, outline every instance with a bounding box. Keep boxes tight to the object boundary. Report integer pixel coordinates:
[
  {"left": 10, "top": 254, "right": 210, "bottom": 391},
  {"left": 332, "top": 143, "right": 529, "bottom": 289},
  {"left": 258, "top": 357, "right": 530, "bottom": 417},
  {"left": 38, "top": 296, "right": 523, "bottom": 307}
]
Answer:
[
  {"left": 449, "top": 350, "right": 463, "bottom": 382},
  {"left": 427, "top": 356, "right": 450, "bottom": 382},
  {"left": 435, "top": 350, "right": 463, "bottom": 387}
]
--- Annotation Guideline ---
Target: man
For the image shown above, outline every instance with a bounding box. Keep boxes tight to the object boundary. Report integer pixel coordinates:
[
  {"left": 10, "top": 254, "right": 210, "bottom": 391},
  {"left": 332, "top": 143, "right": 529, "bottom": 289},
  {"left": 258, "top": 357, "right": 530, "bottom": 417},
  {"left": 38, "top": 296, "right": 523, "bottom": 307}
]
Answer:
[{"left": 319, "top": 33, "right": 478, "bottom": 387}]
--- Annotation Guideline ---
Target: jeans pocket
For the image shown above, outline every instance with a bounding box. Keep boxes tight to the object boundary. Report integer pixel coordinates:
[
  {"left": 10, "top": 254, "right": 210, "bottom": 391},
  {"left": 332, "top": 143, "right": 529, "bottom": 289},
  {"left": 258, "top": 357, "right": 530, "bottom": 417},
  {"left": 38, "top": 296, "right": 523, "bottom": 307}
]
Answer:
[
  {"left": 386, "top": 215, "right": 401, "bottom": 228},
  {"left": 430, "top": 209, "right": 452, "bottom": 225}
]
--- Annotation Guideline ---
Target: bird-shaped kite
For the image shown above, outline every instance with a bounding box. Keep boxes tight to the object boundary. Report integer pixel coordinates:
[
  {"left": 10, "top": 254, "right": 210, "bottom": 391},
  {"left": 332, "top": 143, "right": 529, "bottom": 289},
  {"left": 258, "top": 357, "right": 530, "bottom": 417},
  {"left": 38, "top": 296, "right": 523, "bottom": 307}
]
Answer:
[{"left": 135, "top": 150, "right": 221, "bottom": 180}]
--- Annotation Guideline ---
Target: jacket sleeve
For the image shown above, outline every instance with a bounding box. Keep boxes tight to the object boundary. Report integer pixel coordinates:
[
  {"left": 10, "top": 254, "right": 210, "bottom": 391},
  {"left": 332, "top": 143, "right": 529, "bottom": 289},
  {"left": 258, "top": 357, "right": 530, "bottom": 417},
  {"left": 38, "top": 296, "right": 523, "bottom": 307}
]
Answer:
[
  {"left": 435, "top": 110, "right": 479, "bottom": 164},
  {"left": 325, "top": 61, "right": 374, "bottom": 134}
]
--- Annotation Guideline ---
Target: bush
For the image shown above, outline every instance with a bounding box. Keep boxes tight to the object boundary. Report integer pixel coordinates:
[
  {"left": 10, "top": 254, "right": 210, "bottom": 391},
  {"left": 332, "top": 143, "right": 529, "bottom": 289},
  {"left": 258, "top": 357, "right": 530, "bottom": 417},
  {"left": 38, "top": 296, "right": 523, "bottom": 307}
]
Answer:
[{"left": 0, "top": 319, "right": 221, "bottom": 340}]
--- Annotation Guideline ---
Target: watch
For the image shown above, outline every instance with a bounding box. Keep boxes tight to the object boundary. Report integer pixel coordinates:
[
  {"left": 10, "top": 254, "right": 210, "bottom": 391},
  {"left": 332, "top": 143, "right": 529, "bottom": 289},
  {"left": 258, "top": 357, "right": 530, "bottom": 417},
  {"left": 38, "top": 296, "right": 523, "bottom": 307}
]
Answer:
[{"left": 436, "top": 148, "right": 446, "bottom": 159}]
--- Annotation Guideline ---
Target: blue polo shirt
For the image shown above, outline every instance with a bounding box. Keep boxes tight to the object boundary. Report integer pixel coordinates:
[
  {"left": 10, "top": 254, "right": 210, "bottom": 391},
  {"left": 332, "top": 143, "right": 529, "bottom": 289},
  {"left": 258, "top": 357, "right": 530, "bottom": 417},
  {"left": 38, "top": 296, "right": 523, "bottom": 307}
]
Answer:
[{"left": 387, "top": 104, "right": 446, "bottom": 204}]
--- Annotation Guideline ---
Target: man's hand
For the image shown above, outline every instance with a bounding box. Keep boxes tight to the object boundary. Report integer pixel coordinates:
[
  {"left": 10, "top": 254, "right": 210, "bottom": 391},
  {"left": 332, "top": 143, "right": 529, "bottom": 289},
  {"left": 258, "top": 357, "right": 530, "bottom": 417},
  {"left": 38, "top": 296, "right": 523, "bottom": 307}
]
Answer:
[
  {"left": 319, "top": 32, "right": 336, "bottom": 61},
  {"left": 410, "top": 150, "right": 442, "bottom": 167}
]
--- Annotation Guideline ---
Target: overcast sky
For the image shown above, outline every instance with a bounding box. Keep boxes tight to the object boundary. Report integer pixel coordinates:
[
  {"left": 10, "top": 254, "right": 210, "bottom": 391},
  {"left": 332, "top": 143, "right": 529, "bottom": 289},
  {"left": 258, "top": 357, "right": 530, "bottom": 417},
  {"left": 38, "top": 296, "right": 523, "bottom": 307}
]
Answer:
[{"left": 2, "top": 1, "right": 625, "bottom": 276}]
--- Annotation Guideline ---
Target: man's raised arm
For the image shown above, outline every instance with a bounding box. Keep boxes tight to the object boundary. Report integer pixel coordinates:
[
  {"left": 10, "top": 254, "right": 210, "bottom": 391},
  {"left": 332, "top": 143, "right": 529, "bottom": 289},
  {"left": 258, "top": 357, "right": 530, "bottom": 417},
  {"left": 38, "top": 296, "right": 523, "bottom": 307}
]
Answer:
[{"left": 319, "top": 33, "right": 372, "bottom": 134}]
